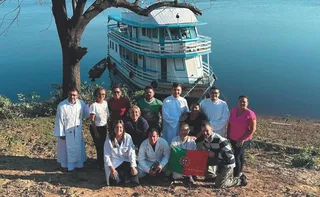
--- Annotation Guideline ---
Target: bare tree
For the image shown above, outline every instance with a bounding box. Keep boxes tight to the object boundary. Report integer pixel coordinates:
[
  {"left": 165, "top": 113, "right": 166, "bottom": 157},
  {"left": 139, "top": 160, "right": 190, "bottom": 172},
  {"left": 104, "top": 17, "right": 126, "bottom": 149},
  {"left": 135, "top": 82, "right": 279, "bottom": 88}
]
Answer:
[{"left": 2, "top": 0, "right": 201, "bottom": 98}]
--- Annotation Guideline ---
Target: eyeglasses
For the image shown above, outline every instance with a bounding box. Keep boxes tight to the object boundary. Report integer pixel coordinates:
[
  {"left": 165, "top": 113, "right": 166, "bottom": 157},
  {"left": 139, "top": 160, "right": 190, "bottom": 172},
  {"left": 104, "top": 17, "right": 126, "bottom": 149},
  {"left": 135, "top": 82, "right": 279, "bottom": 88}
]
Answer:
[
  {"left": 210, "top": 92, "right": 219, "bottom": 95},
  {"left": 69, "top": 94, "right": 77, "bottom": 97},
  {"left": 113, "top": 91, "right": 121, "bottom": 94},
  {"left": 98, "top": 94, "right": 106, "bottom": 96}
]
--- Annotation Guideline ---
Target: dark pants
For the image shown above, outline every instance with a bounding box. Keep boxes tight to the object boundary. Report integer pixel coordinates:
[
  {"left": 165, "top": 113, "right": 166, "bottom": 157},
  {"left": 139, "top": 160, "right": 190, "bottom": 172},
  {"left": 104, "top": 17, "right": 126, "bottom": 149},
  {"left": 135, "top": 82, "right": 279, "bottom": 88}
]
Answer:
[
  {"left": 230, "top": 140, "right": 251, "bottom": 177},
  {"left": 110, "top": 162, "right": 132, "bottom": 185},
  {"left": 90, "top": 125, "right": 107, "bottom": 166}
]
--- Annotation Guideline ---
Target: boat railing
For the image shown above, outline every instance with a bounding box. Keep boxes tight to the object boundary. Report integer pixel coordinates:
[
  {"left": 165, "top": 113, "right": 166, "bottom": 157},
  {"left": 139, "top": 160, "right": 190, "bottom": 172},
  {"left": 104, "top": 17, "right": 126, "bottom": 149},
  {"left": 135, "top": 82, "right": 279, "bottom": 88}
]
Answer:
[
  {"left": 119, "top": 57, "right": 214, "bottom": 85},
  {"left": 108, "top": 25, "right": 211, "bottom": 56}
]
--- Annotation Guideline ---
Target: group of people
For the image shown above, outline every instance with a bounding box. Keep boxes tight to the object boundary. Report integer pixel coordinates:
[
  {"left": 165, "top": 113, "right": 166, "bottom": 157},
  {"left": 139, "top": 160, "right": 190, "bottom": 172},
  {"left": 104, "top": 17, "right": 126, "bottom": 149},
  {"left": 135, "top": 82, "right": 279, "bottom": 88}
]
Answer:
[{"left": 54, "top": 83, "right": 257, "bottom": 188}]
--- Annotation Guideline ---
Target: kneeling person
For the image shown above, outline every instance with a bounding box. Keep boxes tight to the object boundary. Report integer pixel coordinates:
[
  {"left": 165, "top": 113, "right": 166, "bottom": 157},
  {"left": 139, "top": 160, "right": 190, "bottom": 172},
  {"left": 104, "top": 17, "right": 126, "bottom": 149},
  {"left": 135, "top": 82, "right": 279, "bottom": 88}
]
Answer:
[
  {"left": 199, "top": 121, "right": 246, "bottom": 188},
  {"left": 138, "top": 128, "right": 170, "bottom": 178}
]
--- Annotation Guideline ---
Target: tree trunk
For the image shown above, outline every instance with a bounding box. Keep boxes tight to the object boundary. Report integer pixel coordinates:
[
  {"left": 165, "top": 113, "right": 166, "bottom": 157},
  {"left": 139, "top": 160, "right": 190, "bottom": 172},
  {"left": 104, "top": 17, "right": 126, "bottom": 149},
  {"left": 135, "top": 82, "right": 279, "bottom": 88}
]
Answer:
[{"left": 62, "top": 43, "right": 81, "bottom": 99}]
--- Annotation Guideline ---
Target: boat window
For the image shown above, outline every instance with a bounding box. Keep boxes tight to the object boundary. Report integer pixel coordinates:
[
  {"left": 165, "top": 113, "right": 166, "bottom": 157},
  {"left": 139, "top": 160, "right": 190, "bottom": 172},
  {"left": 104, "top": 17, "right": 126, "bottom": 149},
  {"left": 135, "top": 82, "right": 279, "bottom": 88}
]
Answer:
[
  {"left": 152, "top": 28, "right": 158, "bottom": 38},
  {"left": 109, "top": 40, "right": 111, "bottom": 48},
  {"left": 115, "top": 44, "right": 117, "bottom": 52},
  {"left": 170, "top": 28, "right": 180, "bottom": 40},
  {"left": 147, "top": 29, "right": 152, "bottom": 38},
  {"left": 142, "top": 28, "right": 146, "bottom": 36},
  {"left": 174, "top": 58, "right": 185, "bottom": 71},
  {"left": 189, "top": 27, "right": 197, "bottom": 38},
  {"left": 165, "top": 28, "right": 170, "bottom": 40}
]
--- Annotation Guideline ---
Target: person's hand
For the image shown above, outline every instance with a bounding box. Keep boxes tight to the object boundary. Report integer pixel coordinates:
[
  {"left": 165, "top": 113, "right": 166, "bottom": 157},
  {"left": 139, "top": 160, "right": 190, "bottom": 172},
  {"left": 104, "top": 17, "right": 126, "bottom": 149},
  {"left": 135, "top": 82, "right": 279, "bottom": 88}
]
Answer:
[
  {"left": 60, "top": 136, "right": 66, "bottom": 140},
  {"left": 149, "top": 169, "right": 156, "bottom": 176},
  {"left": 190, "top": 136, "right": 197, "bottom": 141},
  {"left": 208, "top": 152, "right": 215, "bottom": 158},
  {"left": 236, "top": 140, "right": 244, "bottom": 147},
  {"left": 155, "top": 165, "right": 163, "bottom": 173},
  {"left": 111, "top": 168, "right": 118, "bottom": 178},
  {"left": 94, "top": 131, "right": 100, "bottom": 139},
  {"left": 131, "top": 167, "right": 138, "bottom": 176}
]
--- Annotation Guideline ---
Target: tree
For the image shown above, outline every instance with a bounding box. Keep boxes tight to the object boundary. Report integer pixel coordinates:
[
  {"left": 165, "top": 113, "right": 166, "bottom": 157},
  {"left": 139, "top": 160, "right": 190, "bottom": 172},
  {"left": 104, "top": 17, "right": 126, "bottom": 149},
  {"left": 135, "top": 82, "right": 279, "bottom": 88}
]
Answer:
[{"left": 2, "top": 0, "right": 201, "bottom": 99}]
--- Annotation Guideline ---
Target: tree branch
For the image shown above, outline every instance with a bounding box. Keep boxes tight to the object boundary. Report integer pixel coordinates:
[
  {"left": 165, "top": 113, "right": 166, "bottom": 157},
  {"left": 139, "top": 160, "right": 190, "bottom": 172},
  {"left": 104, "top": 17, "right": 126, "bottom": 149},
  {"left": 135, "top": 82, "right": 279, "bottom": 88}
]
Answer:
[
  {"left": 71, "top": 0, "right": 87, "bottom": 26},
  {"left": 115, "top": 0, "right": 202, "bottom": 16}
]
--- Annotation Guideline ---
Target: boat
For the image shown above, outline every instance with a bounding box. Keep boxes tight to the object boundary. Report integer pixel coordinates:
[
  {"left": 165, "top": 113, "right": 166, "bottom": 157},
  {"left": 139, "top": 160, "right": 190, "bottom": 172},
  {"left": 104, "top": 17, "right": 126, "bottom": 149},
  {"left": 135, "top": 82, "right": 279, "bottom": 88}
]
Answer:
[
  {"left": 106, "top": 7, "right": 216, "bottom": 98},
  {"left": 88, "top": 58, "right": 108, "bottom": 81}
]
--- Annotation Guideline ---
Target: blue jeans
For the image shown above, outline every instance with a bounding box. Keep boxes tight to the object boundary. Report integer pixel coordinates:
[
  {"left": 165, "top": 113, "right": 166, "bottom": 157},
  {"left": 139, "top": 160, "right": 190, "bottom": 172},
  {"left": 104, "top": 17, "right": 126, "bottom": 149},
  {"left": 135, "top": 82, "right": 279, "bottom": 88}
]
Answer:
[{"left": 230, "top": 140, "right": 251, "bottom": 177}]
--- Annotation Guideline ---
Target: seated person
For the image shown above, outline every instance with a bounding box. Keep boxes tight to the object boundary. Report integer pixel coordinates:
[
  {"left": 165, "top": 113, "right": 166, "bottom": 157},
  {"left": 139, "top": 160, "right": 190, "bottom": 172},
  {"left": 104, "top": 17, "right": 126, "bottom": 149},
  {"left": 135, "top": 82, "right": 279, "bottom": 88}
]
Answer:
[
  {"left": 138, "top": 128, "right": 170, "bottom": 178},
  {"left": 179, "top": 103, "right": 207, "bottom": 142},
  {"left": 171, "top": 122, "right": 197, "bottom": 183},
  {"left": 104, "top": 120, "right": 138, "bottom": 185},
  {"left": 198, "top": 121, "right": 247, "bottom": 188},
  {"left": 125, "top": 105, "right": 149, "bottom": 148}
]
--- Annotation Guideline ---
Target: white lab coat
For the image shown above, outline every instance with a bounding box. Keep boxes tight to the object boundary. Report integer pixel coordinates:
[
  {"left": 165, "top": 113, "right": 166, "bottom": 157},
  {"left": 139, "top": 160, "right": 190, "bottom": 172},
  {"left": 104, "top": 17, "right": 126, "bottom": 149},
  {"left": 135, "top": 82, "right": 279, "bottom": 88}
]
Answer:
[
  {"left": 138, "top": 137, "right": 170, "bottom": 174},
  {"left": 104, "top": 133, "right": 137, "bottom": 185},
  {"left": 54, "top": 99, "right": 89, "bottom": 171},
  {"left": 162, "top": 95, "right": 189, "bottom": 144}
]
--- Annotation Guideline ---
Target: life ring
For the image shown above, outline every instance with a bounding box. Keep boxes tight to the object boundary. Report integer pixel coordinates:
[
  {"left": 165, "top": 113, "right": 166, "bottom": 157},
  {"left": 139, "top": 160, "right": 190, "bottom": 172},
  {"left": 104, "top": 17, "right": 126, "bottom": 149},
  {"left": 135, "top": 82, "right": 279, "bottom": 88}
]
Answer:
[
  {"left": 129, "top": 71, "right": 134, "bottom": 79},
  {"left": 151, "top": 80, "right": 158, "bottom": 88}
]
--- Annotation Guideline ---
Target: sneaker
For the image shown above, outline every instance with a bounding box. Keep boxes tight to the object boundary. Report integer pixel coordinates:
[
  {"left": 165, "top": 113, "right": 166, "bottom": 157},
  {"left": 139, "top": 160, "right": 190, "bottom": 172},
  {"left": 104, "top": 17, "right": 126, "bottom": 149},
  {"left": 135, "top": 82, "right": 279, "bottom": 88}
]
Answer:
[
  {"left": 240, "top": 174, "right": 247, "bottom": 186},
  {"left": 131, "top": 175, "right": 139, "bottom": 185}
]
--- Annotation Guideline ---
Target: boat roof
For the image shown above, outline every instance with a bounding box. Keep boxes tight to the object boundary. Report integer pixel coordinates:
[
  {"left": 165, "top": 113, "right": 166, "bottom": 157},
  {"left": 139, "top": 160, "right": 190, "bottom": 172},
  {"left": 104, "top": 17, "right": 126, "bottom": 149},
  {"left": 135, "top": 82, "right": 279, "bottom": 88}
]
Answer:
[{"left": 108, "top": 7, "right": 206, "bottom": 28}]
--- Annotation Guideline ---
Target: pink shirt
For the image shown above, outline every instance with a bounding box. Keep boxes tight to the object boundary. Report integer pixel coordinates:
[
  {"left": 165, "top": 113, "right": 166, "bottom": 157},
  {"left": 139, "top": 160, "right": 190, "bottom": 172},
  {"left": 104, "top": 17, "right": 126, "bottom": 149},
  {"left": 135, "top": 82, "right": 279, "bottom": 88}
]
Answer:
[{"left": 229, "top": 108, "right": 256, "bottom": 141}]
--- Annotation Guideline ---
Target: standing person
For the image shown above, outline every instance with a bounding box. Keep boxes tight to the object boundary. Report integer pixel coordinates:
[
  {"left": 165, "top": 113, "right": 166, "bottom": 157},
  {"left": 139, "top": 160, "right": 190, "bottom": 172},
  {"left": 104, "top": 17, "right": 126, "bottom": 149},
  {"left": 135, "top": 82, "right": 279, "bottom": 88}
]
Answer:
[
  {"left": 199, "top": 121, "right": 246, "bottom": 188},
  {"left": 179, "top": 103, "right": 207, "bottom": 142},
  {"left": 162, "top": 83, "right": 189, "bottom": 144},
  {"left": 104, "top": 120, "right": 138, "bottom": 185},
  {"left": 227, "top": 95, "right": 257, "bottom": 179},
  {"left": 171, "top": 123, "right": 197, "bottom": 183},
  {"left": 89, "top": 87, "right": 110, "bottom": 168},
  {"left": 137, "top": 128, "right": 170, "bottom": 178},
  {"left": 137, "top": 86, "right": 163, "bottom": 131},
  {"left": 125, "top": 105, "right": 149, "bottom": 148},
  {"left": 200, "top": 86, "right": 229, "bottom": 137},
  {"left": 108, "top": 86, "right": 131, "bottom": 123},
  {"left": 54, "top": 88, "right": 89, "bottom": 171}
]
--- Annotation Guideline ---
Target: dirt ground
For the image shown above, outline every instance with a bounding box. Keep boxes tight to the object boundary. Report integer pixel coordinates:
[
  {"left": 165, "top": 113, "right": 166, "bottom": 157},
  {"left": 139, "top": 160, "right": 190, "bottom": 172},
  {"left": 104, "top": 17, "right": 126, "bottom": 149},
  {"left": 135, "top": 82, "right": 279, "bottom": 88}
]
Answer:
[{"left": 0, "top": 117, "right": 319, "bottom": 196}]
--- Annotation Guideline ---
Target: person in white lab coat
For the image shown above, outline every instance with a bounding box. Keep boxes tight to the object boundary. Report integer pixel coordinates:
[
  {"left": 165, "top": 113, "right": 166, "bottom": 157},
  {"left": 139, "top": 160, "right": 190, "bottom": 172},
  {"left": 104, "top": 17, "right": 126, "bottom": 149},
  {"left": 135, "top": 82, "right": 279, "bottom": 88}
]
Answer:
[
  {"left": 54, "top": 88, "right": 89, "bottom": 171},
  {"left": 137, "top": 128, "right": 170, "bottom": 178},
  {"left": 104, "top": 120, "right": 138, "bottom": 185},
  {"left": 162, "top": 83, "right": 189, "bottom": 144}
]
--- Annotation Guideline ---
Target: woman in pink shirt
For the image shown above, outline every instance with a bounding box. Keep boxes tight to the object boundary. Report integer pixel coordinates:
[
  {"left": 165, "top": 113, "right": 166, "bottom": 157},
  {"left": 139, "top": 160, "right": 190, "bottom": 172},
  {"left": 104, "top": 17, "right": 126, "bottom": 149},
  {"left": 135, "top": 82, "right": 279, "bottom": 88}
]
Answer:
[{"left": 227, "top": 95, "right": 257, "bottom": 180}]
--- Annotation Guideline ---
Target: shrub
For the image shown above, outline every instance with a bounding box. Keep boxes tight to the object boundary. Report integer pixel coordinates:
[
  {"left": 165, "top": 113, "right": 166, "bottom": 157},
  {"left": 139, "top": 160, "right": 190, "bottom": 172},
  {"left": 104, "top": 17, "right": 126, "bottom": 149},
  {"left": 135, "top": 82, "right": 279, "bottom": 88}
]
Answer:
[{"left": 291, "top": 148, "right": 316, "bottom": 169}]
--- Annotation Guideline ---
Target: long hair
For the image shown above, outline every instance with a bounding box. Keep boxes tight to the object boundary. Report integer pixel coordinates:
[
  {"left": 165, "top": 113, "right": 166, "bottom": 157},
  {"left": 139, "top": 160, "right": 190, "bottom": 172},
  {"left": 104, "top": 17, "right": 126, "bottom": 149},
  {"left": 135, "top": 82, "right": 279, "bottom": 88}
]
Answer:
[{"left": 109, "top": 120, "right": 125, "bottom": 147}]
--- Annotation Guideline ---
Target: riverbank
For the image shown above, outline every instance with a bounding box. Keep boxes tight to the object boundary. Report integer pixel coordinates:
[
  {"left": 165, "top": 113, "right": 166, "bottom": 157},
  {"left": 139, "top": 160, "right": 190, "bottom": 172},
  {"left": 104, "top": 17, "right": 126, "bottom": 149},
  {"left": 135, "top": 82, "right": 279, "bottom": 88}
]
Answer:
[{"left": 0, "top": 115, "right": 319, "bottom": 196}]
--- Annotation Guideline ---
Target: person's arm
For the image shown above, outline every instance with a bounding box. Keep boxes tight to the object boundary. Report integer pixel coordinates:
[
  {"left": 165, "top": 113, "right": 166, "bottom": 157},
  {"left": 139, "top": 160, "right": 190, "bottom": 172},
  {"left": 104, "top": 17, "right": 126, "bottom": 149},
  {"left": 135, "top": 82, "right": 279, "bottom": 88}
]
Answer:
[
  {"left": 54, "top": 104, "right": 65, "bottom": 139},
  {"left": 162, "top": 99, "right": 178, "bottom": 123},
  {"left": 104, "top": 138, "right": 116, "bottom": 175},
  {"left": 237, "top": 118, "right": 257, "bottom": 145},
  {"left": 226, "top": 122, "right": 231, "bottom": 139},
  {"left": 141, "top": 117, "right": 149, "bottom": 139},
  {"left": 89, "top": 104, "right": 100, "bottom": 138},
  {"left": 137, "top": 141, "right": 150, "bottom": 173},
  {"left": 158, "top": 139, "right": 170, "bottom": 172}
]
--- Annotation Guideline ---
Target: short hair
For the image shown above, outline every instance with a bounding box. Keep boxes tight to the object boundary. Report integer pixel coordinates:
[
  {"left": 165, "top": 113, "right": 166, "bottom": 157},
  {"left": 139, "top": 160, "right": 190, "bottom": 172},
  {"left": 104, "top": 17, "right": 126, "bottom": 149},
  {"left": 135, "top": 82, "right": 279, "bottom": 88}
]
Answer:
[
  {"left": 238, "top": 95, "right": 249, "bottom": 101},
  {"left": 190, "top": 102, "right": 200, "bottom": 109},
  {"left": 112, "top": 85, "right": 121, "bottom": 91},
  {"left": 179, "top": 122, "right": 190, "bottom": 133},
  {"left": 68, "top": 87, "right": 79, "bottom": 93},
  {"left": 209, "top": 86, "right": 219, "bottom": 92},
  {"left": 148, "top": 128, "right": 160, "bottom": 136},
  {"left": 94, "top": 87, "right": 106, "bottom": 97},
  {"left": 129, "top": 105, "right": 141, "bottom": 116},
  {"left": 201, "top": 120, "right": 212, "bottom": 129},
  {"left": 172, "top": 82, "right": 182, "bottom": 89},
  {"left": 144, "top": 86, "right": 154, "bottom": 92}
]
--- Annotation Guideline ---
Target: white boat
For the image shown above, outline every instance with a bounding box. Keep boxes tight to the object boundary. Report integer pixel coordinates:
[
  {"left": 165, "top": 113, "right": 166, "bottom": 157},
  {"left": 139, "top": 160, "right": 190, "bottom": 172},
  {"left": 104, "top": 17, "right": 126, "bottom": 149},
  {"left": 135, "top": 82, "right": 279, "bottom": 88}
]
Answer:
[{"left": 106, "top": 7, "right": 216, "bottom": 98}]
